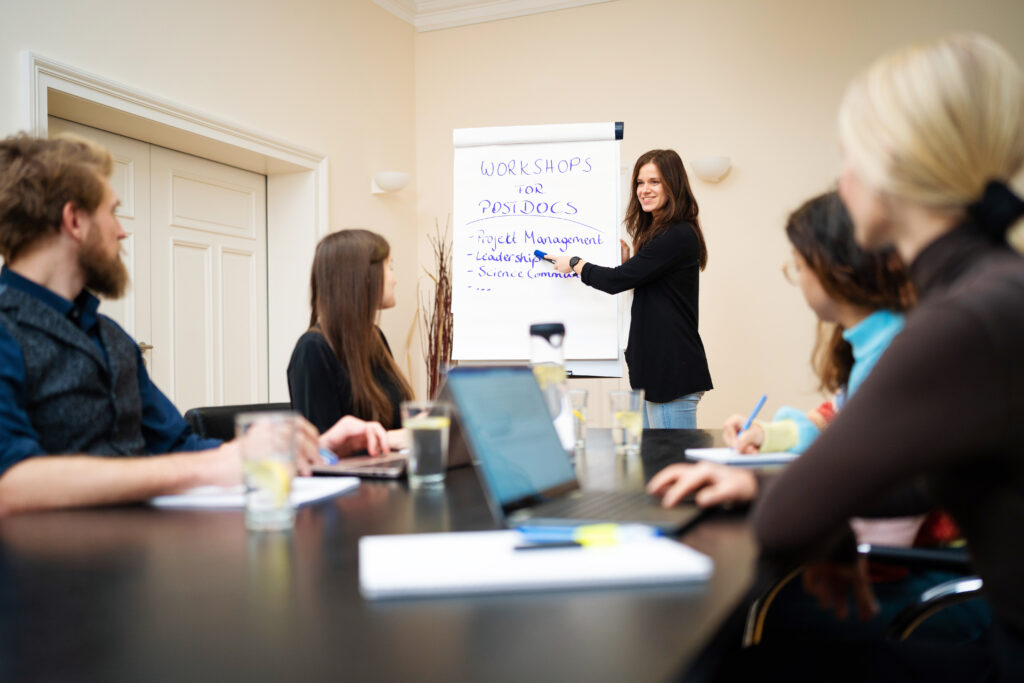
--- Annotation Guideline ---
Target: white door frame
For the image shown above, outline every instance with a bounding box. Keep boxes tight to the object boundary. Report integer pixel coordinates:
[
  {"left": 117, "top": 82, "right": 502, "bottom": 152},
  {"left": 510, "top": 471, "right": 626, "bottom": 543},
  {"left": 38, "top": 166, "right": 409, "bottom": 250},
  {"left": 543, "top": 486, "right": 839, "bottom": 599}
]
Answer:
[{"left": 22, "top": 52, "right": 328, "bottom": 403}]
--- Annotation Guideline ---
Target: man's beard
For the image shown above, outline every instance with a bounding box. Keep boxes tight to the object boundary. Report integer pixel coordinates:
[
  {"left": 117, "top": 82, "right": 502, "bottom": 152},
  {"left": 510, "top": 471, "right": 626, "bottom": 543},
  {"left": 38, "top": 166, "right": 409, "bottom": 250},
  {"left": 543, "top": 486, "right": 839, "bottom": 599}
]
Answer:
[{"left": 79, "top": 231, "right": 129, "bottom": 299}]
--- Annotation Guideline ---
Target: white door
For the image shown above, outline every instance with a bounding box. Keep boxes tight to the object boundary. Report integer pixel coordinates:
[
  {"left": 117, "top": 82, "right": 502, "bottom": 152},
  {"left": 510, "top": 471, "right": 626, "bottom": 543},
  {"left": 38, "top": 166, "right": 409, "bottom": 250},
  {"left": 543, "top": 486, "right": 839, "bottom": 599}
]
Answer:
[
  {"left": 47, "top": 117, "right": 269, "bottom": 412},
  {"left": 149, "top": 146, "right": 268, "bottom": 410}
]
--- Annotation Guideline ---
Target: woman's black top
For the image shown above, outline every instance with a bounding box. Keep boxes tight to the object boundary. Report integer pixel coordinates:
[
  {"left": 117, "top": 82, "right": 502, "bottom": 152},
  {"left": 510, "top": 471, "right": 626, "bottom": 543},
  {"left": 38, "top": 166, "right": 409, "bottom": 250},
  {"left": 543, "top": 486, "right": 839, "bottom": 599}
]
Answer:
[
  {"left": 580, "top": 221, "right": 712, "bottom": 402},
  {"left": 287, "top": 327, "right": 404, "bottom": 431},
  {"left": 753, "top": 224, "right": 1024, "bottom": 653}
]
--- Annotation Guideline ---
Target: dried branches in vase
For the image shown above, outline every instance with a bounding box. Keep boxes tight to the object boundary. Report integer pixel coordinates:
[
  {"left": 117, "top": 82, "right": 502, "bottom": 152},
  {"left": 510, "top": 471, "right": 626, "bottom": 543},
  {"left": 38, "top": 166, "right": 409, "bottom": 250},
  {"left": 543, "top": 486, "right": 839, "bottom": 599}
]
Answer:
[{"left": 419, "top": 217, "right": 453, "bottom": 398}]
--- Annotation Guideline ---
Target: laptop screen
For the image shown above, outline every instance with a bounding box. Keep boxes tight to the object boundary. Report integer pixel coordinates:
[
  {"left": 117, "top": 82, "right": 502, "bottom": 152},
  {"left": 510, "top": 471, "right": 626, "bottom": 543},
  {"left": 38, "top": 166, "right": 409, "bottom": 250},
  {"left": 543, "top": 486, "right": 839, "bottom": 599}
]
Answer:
[{"left": 444, "top": 366, "right": 577, "bottom": 509}]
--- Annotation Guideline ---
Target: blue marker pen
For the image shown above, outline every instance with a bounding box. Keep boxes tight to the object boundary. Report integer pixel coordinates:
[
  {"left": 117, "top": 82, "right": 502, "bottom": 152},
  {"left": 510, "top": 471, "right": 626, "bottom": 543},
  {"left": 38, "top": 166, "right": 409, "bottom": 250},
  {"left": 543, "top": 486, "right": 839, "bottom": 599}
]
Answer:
[{"left": 534, "top": 249, "right": 550, "bottom": 261}]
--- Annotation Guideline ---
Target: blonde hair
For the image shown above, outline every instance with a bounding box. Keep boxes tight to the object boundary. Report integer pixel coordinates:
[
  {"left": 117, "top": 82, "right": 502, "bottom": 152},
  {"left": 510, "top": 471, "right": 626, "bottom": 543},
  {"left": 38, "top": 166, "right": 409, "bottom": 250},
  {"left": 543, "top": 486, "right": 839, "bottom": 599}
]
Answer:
[{"left": 838, "top": 33, "right": 1024, "bottom": 211}]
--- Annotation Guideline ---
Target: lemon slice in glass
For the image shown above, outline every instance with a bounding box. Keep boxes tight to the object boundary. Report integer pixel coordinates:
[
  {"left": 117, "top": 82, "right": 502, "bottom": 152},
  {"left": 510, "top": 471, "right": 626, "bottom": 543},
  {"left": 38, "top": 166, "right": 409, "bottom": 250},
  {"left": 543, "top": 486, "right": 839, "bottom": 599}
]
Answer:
[
  {"left": 244, "top": 459, "right": 292, "bottom": 507},
  {"left": 403, "top": 416, "right": 451, "bottom": 430},
  {"left": 614, "top": 410, "right": 643, "bottom": 433}
]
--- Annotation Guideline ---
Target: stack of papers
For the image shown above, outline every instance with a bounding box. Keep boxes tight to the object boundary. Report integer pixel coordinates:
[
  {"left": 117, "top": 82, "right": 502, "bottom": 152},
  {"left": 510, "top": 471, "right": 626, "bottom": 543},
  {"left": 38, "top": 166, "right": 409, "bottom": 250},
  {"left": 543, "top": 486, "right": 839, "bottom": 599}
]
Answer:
[
  {"left": 149, "top": 476, "right": 359, "bottom": 509},
  {"left": 359, "top": 529, "right": 713, "bottom": 599},
  {"left": 684, "top": 447, "right": 798, "bottom": 466}
]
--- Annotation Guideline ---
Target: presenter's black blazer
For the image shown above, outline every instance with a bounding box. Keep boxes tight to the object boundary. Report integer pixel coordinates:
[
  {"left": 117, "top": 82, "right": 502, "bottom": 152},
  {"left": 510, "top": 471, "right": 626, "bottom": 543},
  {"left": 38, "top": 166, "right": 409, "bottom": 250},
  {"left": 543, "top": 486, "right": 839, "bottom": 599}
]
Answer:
[{"left": 580, "top": 221, "right": 712, "bottom": 403}]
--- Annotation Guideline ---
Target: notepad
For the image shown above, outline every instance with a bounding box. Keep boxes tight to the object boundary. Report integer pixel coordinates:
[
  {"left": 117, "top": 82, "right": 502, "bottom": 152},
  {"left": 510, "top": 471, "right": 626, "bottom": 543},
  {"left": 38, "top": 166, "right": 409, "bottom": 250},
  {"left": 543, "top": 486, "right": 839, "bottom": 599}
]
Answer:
[
  {"left": 685, "top": 447, "right": 798, "bottom": 466},
  {"left": 358, "top": 530, "right": 713, "bottom": 599},
  {"left": 149, "top": 476, "right": 359, "bottom": 509}
]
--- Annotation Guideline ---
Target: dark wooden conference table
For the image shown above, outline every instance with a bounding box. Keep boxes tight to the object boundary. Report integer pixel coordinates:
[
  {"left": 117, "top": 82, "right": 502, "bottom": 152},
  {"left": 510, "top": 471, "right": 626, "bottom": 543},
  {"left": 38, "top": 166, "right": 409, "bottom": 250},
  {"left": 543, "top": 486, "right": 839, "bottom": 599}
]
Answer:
[{"left": 0, "top": 429, "right": 757, "bottom": 682}]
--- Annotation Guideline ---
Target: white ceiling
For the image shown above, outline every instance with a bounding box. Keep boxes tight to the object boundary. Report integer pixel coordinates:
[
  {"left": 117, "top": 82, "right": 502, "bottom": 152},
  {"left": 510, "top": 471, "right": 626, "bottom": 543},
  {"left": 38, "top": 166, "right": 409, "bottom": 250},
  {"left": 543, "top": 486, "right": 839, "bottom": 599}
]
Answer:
[{"left": 372, "top": 0, "right": 616, "bottom": 32}]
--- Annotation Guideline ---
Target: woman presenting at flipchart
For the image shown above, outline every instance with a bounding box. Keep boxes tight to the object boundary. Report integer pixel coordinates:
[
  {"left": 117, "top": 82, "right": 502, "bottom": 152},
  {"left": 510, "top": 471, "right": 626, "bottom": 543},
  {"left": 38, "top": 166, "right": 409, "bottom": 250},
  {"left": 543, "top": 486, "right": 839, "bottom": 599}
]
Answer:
[{"left": 547, "top": 149, "right": 712, "bottom": 428}]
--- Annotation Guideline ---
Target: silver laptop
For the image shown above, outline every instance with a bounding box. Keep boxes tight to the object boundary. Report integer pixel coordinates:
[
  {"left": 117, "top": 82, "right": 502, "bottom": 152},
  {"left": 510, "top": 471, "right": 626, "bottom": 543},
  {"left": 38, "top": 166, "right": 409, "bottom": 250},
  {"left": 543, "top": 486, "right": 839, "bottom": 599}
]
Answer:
[
  {"left": 312, "top": 381, "right": 473, "bottom": 479},
  {"left": 444, "top": 366, "right": 702, "bottom": 533}
]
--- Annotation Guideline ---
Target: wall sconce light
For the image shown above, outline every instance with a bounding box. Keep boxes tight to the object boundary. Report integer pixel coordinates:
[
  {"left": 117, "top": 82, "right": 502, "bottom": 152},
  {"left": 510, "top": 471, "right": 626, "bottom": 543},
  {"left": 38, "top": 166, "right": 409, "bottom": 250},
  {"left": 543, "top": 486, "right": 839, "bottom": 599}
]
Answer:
[
  {"left": 371, "top": 171, "right": 411, "bottom": 194},
  {"left": 690, "top": 157, "right": 732, "bottom": 183}
]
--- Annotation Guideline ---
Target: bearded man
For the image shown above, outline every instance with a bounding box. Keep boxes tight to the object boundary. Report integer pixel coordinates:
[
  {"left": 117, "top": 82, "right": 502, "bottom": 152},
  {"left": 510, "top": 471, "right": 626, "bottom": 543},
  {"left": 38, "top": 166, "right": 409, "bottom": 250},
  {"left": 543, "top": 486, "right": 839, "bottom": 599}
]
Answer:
[{"left": 0, "top": 133, "right": 386, "bottom": 515}]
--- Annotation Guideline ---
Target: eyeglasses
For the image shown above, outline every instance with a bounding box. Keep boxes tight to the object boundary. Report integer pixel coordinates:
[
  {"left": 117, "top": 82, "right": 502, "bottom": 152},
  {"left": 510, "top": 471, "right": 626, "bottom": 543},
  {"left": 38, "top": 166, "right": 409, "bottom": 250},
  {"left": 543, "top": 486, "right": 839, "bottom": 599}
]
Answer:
[{"left": 781, "top": 259, "right": 800, "bottom": 286}]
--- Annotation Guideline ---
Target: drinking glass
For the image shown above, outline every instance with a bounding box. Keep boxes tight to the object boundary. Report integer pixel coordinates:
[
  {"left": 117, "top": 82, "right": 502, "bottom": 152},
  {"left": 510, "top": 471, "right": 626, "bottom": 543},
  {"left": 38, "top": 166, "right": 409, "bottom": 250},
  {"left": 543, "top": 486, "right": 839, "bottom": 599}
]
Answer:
[
  {"left": 568, "top": 388, "right": 588, "bottom": 457},
  {"left": 610, "top": 389, "right": 644, "bottom": 456},
  {"left": 237, "top": 411, "right": 298, "bottom": 531},
  {"left": 401, "top": 401, "right": 451, "bottom": 488}
]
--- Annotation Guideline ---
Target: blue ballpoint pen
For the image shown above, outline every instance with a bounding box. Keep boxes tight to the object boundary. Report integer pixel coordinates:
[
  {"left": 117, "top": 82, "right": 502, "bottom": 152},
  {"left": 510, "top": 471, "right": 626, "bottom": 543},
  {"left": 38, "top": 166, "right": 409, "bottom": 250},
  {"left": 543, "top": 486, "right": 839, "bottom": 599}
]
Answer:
[{"left": 736, "top": 394, "right": 768, "bottom": 449}]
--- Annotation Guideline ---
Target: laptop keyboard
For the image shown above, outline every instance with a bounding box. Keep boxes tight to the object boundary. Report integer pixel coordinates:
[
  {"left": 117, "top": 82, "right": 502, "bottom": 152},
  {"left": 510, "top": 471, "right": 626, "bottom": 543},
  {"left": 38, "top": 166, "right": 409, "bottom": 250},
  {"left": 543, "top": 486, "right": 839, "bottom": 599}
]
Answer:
[{"left": 537, "top": 491, "right": 659, "bottom": 519}]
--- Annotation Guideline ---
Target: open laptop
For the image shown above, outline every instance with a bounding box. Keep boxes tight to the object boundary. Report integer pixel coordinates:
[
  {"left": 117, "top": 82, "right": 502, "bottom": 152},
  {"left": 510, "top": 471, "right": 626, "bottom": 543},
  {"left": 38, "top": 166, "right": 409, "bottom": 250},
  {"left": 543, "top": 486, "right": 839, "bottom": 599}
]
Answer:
[
  {"left": 312, "top": 382, "right": 473, "bottom": 479},
  {"left": 443, "top": 365, "right": 702, "bottom": 533}
]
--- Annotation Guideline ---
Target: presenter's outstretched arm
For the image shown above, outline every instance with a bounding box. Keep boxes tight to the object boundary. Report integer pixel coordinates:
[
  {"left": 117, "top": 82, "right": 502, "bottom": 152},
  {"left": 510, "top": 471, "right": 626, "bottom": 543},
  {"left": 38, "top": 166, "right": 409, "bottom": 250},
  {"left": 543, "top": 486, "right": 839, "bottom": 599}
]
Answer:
[{"left": 547, "top": 255, "right": 586, "bottom": 276}]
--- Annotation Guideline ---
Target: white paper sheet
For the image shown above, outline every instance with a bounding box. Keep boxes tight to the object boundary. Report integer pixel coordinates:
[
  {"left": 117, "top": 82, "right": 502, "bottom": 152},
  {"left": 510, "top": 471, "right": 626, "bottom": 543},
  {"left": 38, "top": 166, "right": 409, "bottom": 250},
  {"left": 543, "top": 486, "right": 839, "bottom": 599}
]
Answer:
[
  {"left": 451, "top": 123, "right": 621, "bottom": 363},
  {"left": 359, "top": 529, "right": 713, "bottom": 599},
  {"left": 149, "top": 476, "right": 359, "bottom": 509},
  {"left": 684, "top": 447, "right": 798, "bottom": 467}
]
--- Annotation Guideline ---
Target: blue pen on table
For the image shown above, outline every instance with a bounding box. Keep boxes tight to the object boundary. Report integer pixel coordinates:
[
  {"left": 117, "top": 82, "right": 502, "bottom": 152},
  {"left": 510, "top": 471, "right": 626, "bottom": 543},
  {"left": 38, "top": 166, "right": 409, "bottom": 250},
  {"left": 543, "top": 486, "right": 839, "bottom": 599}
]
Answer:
[
  {"left": 735, "top": 394, "right": 768, "bottom": 450},
  {"left": 514, "top": 523, "right": 661, "bottom": 551},
  {"left": 318, "top": 447, "right": 339, "bottom": 466}
]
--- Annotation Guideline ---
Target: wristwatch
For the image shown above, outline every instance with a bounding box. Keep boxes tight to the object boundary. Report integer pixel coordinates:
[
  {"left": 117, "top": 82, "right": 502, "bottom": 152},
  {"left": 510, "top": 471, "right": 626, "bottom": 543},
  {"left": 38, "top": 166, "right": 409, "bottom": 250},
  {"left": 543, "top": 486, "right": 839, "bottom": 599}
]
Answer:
[{"left": 569, "top": 256, "right": 581, "bottom": 269}]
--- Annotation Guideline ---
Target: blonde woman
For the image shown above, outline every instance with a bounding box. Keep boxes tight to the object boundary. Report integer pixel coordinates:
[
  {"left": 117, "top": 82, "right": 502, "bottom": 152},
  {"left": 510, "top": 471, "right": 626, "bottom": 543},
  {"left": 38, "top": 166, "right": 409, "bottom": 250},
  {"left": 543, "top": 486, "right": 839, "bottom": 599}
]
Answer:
[{"left": 654, "top": 34, "right": 1024, "bottom": 681}]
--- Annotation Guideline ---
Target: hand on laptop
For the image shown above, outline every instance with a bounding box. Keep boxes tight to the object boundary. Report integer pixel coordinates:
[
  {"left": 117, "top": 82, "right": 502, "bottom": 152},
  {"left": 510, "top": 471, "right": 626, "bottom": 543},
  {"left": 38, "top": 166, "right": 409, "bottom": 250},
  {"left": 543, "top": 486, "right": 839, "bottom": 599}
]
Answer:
[
  {"left": 294, "top": 416, "right": 323, "bottom": 475},
  {"left": 320, "top": 416, "right": 389, "bottom": 459},
  {"left": 646, "top": 462, "right": 758, "bottom": 508},
  {"left": 386, "top": 428, "right": 409, "bottom": 452}
]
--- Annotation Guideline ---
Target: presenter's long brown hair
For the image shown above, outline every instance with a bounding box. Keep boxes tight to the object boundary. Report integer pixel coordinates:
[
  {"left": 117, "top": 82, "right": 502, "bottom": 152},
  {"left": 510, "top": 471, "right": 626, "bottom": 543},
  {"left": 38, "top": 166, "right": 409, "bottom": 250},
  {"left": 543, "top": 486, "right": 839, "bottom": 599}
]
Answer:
[
  {"left": 624, "top": 149, "right": 707, "bottom": 270},
  {"left": 309, "top": 230, "right": 412, "bottom": 427},
  {"left": 786, "top": 192, "right": 914, "bottom": 393}
]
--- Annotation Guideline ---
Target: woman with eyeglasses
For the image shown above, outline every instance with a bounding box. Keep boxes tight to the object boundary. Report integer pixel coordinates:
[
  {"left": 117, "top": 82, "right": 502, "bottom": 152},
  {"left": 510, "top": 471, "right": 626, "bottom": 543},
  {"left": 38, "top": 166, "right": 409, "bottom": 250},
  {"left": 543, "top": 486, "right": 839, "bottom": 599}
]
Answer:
[
  {"left": 722, "top": 190, "right": 913, "bottom": 457},
  {"left": 648, "top": 191, "right": 913, "bottom": 505}
]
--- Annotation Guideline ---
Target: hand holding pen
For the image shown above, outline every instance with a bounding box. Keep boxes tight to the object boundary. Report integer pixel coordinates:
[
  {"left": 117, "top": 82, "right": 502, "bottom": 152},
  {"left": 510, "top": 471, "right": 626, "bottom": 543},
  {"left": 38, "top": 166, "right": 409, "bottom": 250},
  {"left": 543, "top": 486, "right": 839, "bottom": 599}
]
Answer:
[{"left": 722, "top": 394, "right": 767, "bottom": 454}]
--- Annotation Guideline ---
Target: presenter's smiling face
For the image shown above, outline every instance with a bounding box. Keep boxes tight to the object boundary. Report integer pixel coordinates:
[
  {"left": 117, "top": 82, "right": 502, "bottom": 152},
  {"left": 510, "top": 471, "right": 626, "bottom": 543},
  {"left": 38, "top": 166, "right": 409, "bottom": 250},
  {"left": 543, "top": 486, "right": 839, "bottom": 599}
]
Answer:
[
  {"left": 636, "top": 163, "right": 667, "bottom": 213},
  {"left": 380, "top": 255, "right": 397, "bottom": 310}
]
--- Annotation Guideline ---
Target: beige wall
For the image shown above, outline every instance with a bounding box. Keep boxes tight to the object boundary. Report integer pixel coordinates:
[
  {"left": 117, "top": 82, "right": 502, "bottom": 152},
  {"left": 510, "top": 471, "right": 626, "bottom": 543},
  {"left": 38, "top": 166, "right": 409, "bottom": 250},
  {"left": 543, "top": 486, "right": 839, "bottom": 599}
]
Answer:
[
  {"left": 3, "top": 0, "right": 1023, "bottom": 421},
  {"left": 0, "top": 0, "right": 418, "bottom": 403},
  {"left": 413, "top": 0, "right": 1024, "bottom": 426}
]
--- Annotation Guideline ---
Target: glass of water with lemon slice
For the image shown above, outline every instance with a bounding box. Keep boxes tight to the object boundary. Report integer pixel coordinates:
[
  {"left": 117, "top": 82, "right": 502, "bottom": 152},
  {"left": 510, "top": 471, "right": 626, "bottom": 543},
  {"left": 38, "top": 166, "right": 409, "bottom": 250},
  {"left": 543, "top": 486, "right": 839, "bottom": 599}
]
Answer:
[
  {"left": 401, "top": 401, "right": 451, "bottom": 488},
  {"left": 568, "top": 389, "right": 588, "bottom": 457},
  {"left": 610, "top": 389, "right": 644, "bottom": 457},
  {"left": 237, "top": 411, "right": 298, "bottom": 531}
]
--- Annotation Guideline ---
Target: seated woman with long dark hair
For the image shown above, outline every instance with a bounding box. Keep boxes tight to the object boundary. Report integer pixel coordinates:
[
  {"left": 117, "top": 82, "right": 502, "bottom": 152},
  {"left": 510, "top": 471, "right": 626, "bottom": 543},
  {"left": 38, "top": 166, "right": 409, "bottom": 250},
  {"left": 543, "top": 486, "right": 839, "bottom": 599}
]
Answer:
[{"left": 288, "top": 229, "right": 413, "bottom": 436}]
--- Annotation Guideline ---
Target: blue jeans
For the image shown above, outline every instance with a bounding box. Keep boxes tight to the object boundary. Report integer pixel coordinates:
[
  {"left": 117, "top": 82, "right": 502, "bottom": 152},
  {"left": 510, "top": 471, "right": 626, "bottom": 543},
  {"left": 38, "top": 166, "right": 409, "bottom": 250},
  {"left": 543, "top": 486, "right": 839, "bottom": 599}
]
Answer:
[{"left": 643, "top": 391, "right": 704, "bottom": 429}]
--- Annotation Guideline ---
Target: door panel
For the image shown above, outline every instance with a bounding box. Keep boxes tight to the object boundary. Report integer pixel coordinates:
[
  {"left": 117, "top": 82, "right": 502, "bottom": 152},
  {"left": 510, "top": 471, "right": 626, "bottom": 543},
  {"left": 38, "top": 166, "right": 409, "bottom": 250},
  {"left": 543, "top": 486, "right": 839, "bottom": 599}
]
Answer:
[
  {"left": 170, "top": 241, "right": 213, "bottom": 413},
  {"left": 221, "top": 249, "right": 260, "bottom": 404}
]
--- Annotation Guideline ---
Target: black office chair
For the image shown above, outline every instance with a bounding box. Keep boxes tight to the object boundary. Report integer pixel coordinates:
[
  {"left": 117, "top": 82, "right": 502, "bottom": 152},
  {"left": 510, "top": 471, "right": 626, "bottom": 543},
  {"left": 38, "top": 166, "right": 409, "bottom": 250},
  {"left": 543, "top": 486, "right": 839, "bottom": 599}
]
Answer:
[
  {"left": 743, "top": 544, "right": 984, "bottom": 646},
  {"left": 183, "top": 402, "right": 292, "bottom": 441}
]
